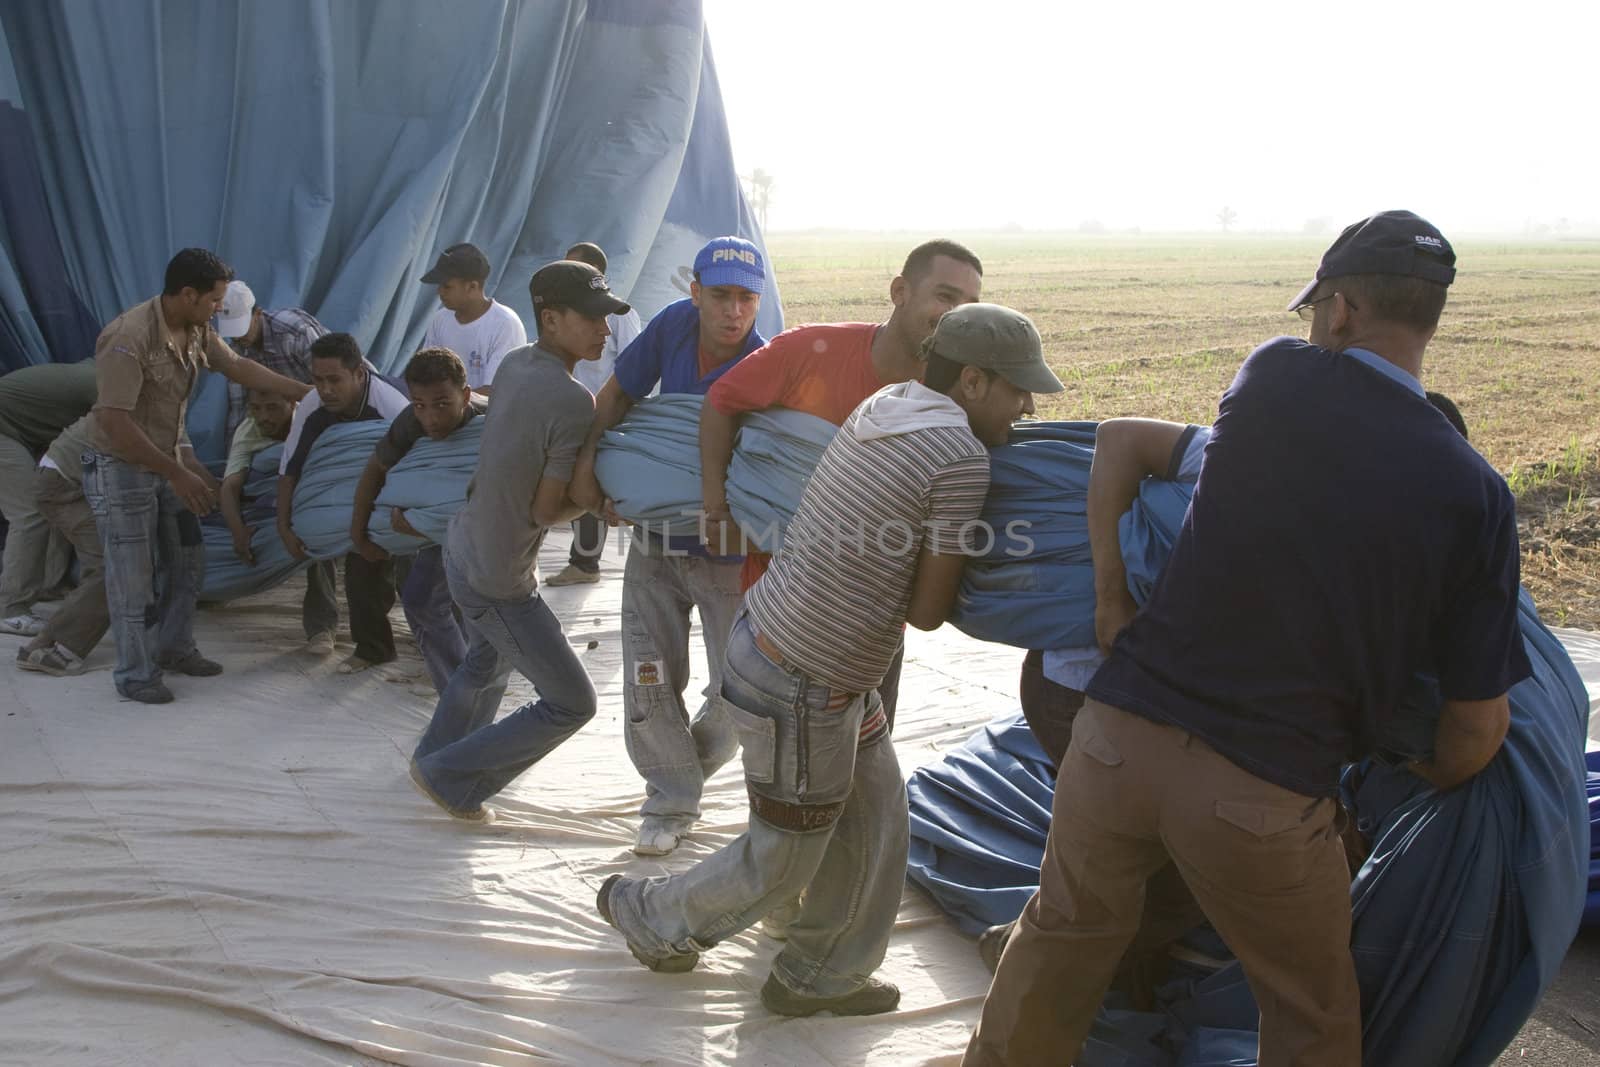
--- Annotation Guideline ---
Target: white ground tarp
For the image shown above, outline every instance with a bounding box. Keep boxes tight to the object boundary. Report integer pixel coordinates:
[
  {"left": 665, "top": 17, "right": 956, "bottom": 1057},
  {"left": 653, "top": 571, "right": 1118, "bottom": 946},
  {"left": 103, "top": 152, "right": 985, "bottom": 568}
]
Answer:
[
  {"left": 0, "top": 531, "right": 1020, "bottom": 1066},
  {"left": 3, "top": 532, "right": 1597, "bottom": 1066}
]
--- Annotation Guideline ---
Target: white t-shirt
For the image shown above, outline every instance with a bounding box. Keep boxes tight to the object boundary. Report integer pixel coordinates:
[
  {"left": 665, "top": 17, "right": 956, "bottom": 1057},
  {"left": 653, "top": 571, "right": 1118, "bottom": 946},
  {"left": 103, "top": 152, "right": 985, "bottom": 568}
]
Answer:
[
  {"left": 572, "top": 307, "right": 643, "bottom": 396},
  {"left": 1043, "top": 425, "right": 1211, "bottom": 691},
  {"left": 422, "top": 300, "right": 528, "bottom": 390}
]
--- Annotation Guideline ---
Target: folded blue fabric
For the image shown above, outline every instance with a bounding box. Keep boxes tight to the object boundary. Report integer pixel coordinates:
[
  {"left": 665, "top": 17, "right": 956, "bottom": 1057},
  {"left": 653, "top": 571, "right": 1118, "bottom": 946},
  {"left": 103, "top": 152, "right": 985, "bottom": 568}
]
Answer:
[
  {"left": 198, "top": 443, "right": 306, "bottom": 602},
  {"left": 367, "top": 417, "right": 484, "bottom": 553},
  {"left": 725, "top": 407, "right": 838, "bottom": 552}
]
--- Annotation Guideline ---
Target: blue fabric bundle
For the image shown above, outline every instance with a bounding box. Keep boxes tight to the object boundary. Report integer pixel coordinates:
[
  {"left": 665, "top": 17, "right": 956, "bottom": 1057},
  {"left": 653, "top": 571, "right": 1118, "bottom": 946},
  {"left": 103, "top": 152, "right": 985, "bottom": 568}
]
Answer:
[
  {"left": 289, "top": 422, "right": 392, "bottom": 559},
  {"left": 366, "top": 417, "right": 484, "bottom": 554},
  {"left": 952, "top": 422, "right": 1197, "bottom": 650},
  {"left": 594, "top": 395, "right": 705, "bottom": 538},
  {"left": 725, "top": 407, "right": 838, "bottom": 552},
  {"left": 198, "top": 443, "right": 305, "bottom": 603},
  {"left": 906, "top": 592, "right": 1592, "bottom": 1065},
  {"left": 594, "top": 394, "right": 839, "bottom": 547}
]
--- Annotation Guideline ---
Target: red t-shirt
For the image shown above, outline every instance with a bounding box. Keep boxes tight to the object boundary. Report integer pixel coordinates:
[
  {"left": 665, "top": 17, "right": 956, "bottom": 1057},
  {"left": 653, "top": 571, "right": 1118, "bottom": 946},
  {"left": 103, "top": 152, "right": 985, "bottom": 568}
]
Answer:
[{"left": 707, "top": 323, "right": 887, "bottom": 589}]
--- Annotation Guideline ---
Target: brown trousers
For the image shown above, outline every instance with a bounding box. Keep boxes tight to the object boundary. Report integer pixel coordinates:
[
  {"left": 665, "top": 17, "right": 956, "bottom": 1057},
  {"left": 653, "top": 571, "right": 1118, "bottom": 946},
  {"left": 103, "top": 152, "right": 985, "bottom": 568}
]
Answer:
[
  {"left": 965, "top": 699, "right": 1359, "bottom": 1067},
  {"left": 32, "top": 467, "right": 108, "bottom": 659}
]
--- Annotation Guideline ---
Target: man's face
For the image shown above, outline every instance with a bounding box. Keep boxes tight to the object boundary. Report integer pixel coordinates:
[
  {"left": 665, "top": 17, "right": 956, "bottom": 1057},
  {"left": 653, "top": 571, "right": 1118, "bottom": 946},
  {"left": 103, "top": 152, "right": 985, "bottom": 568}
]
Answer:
[
  {"left": 691, "top": 283, "right": 761, "bottom": 349},
  {"left": 436, "top": 277, "right": 479, "bottom": 313},
  {"left": 960, "top": 369, "right": 1036, "bottom": 448},
  {"left": 310, "top": 357, "right": 366, "bottom": 415},
  {"left": 542, "top": 307, "right": 612, "bottom": 363},
  {"left": 246, "top": 392, "right": 294, "bottom": 440},
  {"left": 409, "top": 380, "right": 473, "bottom": 440},
  {"left": 180, "top": 280, "right": 229, "bottom": 330},
  {"left": 896, "top": 256, "right": 983, "bottom": 344}
]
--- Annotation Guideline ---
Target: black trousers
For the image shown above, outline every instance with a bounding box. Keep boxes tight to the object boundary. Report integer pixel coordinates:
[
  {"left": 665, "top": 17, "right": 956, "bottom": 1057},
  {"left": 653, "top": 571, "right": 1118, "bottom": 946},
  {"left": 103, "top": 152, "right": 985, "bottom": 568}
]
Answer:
[{"left": 344, "top": 552, "right": 396, "bottom": 663}]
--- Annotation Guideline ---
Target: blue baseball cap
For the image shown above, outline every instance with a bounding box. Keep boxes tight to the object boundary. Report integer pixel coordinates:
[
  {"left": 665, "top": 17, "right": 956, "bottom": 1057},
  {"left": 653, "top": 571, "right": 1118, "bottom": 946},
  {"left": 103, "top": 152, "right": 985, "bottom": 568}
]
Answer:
[
  {"left": 693, "top": 236, "right": 766, "bottom": 293},
  {"left": 1288, "top": 210, "right": 1456, "bottom": 310}
]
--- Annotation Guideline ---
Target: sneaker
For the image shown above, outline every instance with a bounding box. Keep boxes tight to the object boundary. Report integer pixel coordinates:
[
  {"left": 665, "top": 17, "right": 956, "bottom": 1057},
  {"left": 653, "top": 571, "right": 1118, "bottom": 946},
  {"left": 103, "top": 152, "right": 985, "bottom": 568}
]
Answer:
[
  {"left": 759, "top": 973, "right": 900, "bottom": 1017},
  {"left": 760, "top": 896, "right": 804, "bottom": 941},
  {"left": 407, "top": 760, "right": 495, "bottom": 823},
  {"left": 633, "top": 825, "right": 682, "bottom": 857},
  {"left": 305, "top": 630, "right": 336, "bottom": 656},
  {"left": 545, "top": 563, "right": 600, "bottom": 587},
  {"left": 595, "top": 874, "right": 700, "bottom": 973},
  {"left": 978, "top": 919, "right": 1015, "bottom": 974},
  {"left": 16, "top": 643, "right": 87, "bottom": 677},
  {"left": 157, "top": 649, "right": 223, "bottom": 677},
  {"left": 337, "top": 654, "right": 377, "bottom": 674},
  {"left": 0, "top": 614, "right": 45, "bottom": 637},
  {"left": 121, "top": 681, "right": 175, "bottom": 705}
]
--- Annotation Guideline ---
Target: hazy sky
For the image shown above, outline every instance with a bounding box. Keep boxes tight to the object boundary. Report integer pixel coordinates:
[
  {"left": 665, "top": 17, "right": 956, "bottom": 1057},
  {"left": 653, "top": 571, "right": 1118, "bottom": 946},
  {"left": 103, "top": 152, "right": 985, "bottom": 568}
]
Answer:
[{"left": 703, "top": 0, "right": 1599, "bottom": 235}]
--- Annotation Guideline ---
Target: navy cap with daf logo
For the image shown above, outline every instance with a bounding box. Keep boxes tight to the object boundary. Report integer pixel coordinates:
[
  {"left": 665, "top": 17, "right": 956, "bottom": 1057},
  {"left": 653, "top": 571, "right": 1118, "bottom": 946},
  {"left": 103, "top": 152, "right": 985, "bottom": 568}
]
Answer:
[
  {"left": 420, "top": 242, "right": 492, "bottom": 284},
  {"left": 528, "top": 260, "right": 631, "bottom": 318},
  {"left": 1289, "top": 210, "right": 1457, "bottom": 310}
]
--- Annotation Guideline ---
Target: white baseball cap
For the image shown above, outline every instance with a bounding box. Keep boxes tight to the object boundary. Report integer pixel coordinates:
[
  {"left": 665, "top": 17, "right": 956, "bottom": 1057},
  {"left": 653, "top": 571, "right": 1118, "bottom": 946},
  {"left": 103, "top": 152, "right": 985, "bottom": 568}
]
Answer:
[{"left": 216, "top": 280, "right": 256, "bottom": 339}]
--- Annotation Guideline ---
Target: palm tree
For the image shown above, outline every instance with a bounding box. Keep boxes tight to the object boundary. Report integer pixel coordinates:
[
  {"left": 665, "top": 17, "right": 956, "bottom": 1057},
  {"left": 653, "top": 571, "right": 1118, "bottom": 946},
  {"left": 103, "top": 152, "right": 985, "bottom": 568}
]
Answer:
[
  {"left": 743, "top": 168, "right": 775, "bottom": 231},
  {"left": 1217, "top": 205, "right": 1238, "bottom": 234}
]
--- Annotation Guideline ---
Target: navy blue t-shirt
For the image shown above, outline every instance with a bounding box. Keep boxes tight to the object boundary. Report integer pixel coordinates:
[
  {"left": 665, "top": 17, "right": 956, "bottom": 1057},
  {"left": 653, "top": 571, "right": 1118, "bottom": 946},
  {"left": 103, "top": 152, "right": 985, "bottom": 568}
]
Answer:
[
  {"left": 1087, "top": 337, "right": 1531, "bottom": 797},
  {"left": 612, "top": 297, "right": 766, "bottom": 401}
]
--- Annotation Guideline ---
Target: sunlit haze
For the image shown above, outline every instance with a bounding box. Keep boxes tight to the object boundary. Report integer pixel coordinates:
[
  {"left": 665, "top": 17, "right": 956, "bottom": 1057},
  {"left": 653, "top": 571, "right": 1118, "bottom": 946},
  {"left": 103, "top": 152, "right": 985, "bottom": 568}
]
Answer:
[{"left": 704, "top": 0, "right": 1599, "bottom": 235}]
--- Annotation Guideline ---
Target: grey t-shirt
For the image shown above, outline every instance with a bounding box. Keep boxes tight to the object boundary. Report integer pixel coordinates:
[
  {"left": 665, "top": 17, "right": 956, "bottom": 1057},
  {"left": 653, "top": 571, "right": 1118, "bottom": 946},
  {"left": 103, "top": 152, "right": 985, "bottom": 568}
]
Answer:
[{"left": 446, "top": 344, "right": 593, "bottom": 599}]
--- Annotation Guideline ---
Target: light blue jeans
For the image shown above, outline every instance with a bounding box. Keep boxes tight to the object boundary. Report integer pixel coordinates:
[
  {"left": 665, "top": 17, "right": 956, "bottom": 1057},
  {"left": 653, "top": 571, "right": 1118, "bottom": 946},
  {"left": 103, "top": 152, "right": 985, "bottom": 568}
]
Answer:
[
  {"left": 400, "top": 545, "right": 466, "bottom": 694},
  {"left": 608, "top": 610, "right": 909, "bottom": 997},
  {"left": 620, "top": 531, "right": 743, "bottom": 836},
  {"left": 411, "top": 550, "right": 596, "bottom": 812},
  {"left": 81, "top": 451, "right": 203, "bottom": 695}
]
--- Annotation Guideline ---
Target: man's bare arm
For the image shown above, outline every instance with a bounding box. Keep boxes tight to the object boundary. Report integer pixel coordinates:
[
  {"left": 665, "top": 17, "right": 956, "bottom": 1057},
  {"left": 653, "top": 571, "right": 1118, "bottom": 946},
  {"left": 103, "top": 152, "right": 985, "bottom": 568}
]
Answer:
[
  {"left": 906, "top": 546, "right": 970, "bottom": 632},
  {"left": 95, "top": 407, "right": 213, "bottom": 514},
  {"left": 349, "top": 456, "right": 391, "bottom": 561},
  {"left": 1087, "top": 418, "right": 1188, "bottom": 653},
  {"left": 276, "top": 474, "right": 308, "bottom": 560},
  {"left": 532, "top": 475, "right": 586, "bottom": 528},
  {"left": 219, "top": 471, "right": 254, "bottom": 564},
  {"left": 222, "top": 359, "right": 312, "bottom": 401},
  {"left": 1408, "top": 694, "right": 1511, "bottom": 791},
  {"left": 571, "top": 377, "right": 635, "bottom": 514}
]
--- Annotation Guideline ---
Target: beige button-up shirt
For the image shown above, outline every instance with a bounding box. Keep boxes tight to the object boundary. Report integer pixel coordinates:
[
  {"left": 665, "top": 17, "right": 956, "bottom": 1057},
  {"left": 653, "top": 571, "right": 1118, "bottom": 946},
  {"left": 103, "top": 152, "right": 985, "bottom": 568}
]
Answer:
[{"left": 89, "top": 296, "right": 242, "bottom": 459}]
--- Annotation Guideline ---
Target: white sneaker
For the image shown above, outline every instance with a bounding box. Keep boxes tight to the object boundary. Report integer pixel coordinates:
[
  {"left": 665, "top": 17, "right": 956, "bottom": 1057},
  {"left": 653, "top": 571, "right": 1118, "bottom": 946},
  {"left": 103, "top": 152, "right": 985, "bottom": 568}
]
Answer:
[
  {"left": 545, "top": 563, "right": 600, "bottom": 587},
  {"left": 0, "top": 614, "right": 45, "bottom": 637},
  {"left": 305, "top": 630, "right": 336, "bottom": 656},
  {"left": 633, "top": 826, "right": 682, "bottom": 856}
]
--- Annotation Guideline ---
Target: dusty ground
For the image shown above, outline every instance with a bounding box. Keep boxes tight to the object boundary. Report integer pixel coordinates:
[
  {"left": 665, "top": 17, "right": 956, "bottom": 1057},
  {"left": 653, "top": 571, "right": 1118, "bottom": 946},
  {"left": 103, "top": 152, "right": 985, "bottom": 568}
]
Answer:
[{"left": 769, "top": 232, "right": 1600, "bottom": 629}]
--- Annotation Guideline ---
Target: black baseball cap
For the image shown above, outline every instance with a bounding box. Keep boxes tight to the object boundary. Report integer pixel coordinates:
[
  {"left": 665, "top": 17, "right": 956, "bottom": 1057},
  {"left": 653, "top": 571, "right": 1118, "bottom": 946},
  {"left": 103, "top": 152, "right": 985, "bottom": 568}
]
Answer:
[
  {"left": 529, "top": 260, "right": 631, "bottom": 318},
  {"left": 420, "top": 242, "right": 491, "bottom": 284},
  {"left": 1288, "top": 210, "right": 1456, "bottom": 310}
]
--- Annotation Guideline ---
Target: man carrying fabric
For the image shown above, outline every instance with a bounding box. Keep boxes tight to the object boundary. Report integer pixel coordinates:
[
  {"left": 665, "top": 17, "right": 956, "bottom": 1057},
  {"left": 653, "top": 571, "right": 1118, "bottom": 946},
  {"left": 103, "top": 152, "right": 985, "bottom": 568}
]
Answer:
[
  {"left": 214, "top": 279, "right": 325, "bottom": 442},
  {"left": 409, "top": 261, "right": 626, "bottom": 821},
  {"left": 599, "top": 303, "right": 1063, "bottom": 1017},
  {"left": 419, "top": 242, "right": 527, "bottom": 394},
  {"left": 569, "top": 235, "right": 768, "bottom": 858},
  {"left": 0, "top": 359, "right": 98, "bottom": 637},
  {"left": 547, "top": 240, "right": 642, "bottom": 587},
  {"left": 276, "top": 332, "right": 411, "bottom": 674},
  {"left": 965, "top": 212, "right": 1528, "bottom": 1066},
  {"left": 349, "top": 346, "right": 486, "bottom": 695},
  {"left": 85, "top": 248, "right": 310, "bottom": 704},
  {"left": 700, "top": 237, "right": 985, "bottom": 727}
]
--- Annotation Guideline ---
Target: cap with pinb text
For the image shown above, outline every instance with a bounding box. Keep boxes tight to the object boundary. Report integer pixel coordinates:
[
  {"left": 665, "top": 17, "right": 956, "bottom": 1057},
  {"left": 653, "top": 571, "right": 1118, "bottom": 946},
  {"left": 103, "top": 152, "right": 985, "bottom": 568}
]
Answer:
[{"left": 692, "top": 236, "right": 766, "bottom": 293}]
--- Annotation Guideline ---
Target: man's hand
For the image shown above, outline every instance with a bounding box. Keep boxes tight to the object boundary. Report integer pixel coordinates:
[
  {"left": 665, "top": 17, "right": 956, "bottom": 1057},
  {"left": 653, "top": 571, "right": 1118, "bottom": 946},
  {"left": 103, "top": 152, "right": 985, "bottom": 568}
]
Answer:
[
  {"left": 352, "top": 533, "right": 389, "bottom": 563},
  {"left": 389, "top": 507, "right": 422, "bottom": 540},
  {"left": 280, "top": 524, "right": 309, "bottom": 561},
  {"left": 700, "top": 504, "right": 747, "bottom": 555},
  {"left": 230, "top": 526, "right": 256, "bottom": 566},
  {"left": 1095, "top": 587, "right": 1139, "bottom": 655},
  {"left": 600, "top": 498, "right": 629, "bottom": 527},
  {"left": 171, "top": 468, "right": 216, "bottom": 516}
]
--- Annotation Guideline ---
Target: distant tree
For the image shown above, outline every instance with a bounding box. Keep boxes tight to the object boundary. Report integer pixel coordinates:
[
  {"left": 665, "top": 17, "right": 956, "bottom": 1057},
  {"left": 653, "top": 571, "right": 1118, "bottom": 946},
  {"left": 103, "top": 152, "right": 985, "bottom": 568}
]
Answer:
[
  {"left": 742, "top": 168, "right": 775, "bottom": 231},
  {"left": 1217, "top": 205, "right": 1238, "bottom": 233}
]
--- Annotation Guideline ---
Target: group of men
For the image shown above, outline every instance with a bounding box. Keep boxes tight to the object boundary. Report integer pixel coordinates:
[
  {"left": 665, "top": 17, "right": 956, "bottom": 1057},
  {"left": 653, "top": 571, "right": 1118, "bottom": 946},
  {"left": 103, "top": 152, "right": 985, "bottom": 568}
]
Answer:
[{"left": 0, "top": 210, "right": 1528, "bottom": 1055}]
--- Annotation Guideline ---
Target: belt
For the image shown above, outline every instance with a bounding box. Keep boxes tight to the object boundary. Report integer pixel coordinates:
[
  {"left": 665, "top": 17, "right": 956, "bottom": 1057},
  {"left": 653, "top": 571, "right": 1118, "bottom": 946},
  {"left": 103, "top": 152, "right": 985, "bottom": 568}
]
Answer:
[{"left": 753, "top": 626, "right": 793, "bottom": 670}]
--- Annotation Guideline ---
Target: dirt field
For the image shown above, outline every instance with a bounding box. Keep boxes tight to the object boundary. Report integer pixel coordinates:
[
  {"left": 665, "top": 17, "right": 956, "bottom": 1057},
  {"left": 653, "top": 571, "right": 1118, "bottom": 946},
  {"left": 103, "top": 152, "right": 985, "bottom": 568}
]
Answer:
[{"left": 769, "top": 233, "right": 1600, "bottom": 629}]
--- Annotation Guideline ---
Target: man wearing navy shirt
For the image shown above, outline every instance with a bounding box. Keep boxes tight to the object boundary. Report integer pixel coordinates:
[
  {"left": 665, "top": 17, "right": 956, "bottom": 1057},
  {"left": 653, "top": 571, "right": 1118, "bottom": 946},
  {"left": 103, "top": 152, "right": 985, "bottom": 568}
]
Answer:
[
  {"left": 966, "top": 211, "right": 1531, "bottom": 1067},
  {"left": 571, "top": 235, "right": 767, "bottom": 857}
]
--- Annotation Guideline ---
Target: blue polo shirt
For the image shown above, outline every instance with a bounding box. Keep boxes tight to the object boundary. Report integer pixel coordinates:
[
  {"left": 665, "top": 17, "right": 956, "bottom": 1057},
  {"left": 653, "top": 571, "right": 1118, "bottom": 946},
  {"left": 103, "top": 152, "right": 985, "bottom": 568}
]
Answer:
[
  {"left": 613, "top": 296, "right": 766, "bottom": 557},
  {"left": 1087, "top": 337, "right": 1531, "bottom": 797},
  {"left": 613, "top": 297, "right": 766, "bottom": 401}
]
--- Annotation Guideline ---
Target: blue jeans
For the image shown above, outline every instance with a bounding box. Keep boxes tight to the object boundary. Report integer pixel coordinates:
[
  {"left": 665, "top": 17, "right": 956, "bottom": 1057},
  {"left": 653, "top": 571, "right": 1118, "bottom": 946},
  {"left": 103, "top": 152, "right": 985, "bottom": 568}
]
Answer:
[
  {"left": 608, "top": 610, "right": 909, "bottom": 997},
  {"left": 411, "top": 550, "right": 597, "bottom": 812},
  {"left": 81, "top": 451, "right": 203, "bottom": 695},
  {"left": 621, "top": 531, "right": 743, "bottom": 836},
  {"left": 400, "top": 545, "right": 466, "bottom": 693}
]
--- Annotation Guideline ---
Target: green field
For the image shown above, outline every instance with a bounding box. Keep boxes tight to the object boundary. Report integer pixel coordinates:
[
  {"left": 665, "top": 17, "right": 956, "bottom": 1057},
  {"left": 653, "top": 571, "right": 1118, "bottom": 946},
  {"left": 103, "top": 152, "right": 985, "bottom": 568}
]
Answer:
[{"left": 767, "top": 233, "right": 1600, "bottom": 626}]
